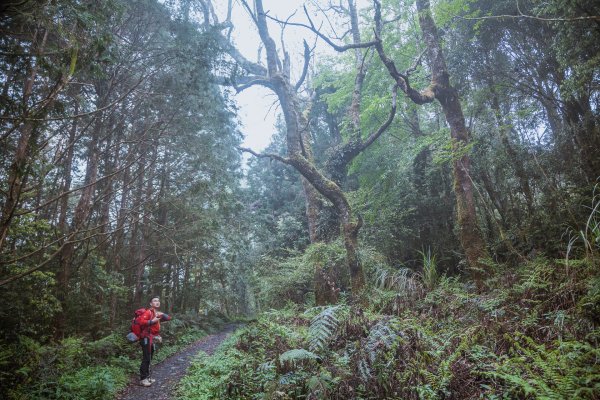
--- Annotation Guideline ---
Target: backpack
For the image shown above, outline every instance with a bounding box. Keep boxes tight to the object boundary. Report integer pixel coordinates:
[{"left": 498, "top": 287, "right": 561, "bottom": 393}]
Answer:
[{"left": 126, "top": 308, "right": 148, "bottom": 343}]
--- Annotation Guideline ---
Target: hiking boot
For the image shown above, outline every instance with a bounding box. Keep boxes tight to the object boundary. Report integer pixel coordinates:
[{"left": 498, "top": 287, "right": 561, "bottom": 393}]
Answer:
[{"left": 140, "top": 378, "right": 152, "bottom": 387}]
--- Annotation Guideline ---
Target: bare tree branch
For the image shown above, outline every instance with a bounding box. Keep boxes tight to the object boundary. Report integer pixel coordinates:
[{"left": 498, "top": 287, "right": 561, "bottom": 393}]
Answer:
[
  {"left": 232, "top": 76, "right": 274, "bottom": 93},
  {"left": 294, "top": 40, "right": 312, "bottom": 91},
  {"left": 264, "top": 7, "right": 378, "bottom": 52},
  {"left": 238, "top": 146, "right": 290, "bottom": 164}
]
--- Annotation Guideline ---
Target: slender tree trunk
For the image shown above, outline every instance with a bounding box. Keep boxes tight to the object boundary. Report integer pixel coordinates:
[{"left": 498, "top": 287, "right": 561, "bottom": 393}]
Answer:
[
  {"left": 487, "top": 78, "right": 534, "bottom": 214},
  {"left": 0, "top": 30, "right": 48, "bottom": 250},
  {"left": 181, "top": 263, "right": 190, "bottom": 311},
  {"left": 219, "top": 275, "right": 230, "bottom": 317},
  {"left": 54, "top": 108, "right": 102, "bottom": 337},
  {"left": 56, "top": 107, "right": 77, "bottom": 288},
  {"left": 109, "top": 147, "right": 132, "bottom": 327},
  {"left": 194, "top": 265, "right": 203, "bottom": 313},
  {"left": 132, "top": 144, "right": 147, "bottom": 306},
  {"left": 98, "top": 117, "right": 118, "bottom": 256}
]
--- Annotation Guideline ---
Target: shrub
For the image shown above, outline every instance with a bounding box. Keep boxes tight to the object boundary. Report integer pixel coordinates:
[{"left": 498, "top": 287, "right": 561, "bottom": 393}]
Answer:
[{"left": 57, "top": 366, "right": 128, "bottom": 400}]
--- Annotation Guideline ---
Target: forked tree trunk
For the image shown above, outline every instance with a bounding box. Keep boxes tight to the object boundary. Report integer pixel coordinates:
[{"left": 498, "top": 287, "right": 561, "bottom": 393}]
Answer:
[{"left": 253, "top": 0, "right": 366, "bottom": 296}]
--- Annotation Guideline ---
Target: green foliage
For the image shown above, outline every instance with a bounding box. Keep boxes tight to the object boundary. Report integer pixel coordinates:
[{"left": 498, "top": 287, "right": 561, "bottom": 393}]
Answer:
[
  {"left": 2, "top": 313, "right": 222, "bottom": 400},
  {"left": 178, "top": 320, "right": 300, "bottom": 399},
  {"left": 567, "top": 186, "right": 600, "bottom": 265},
  {"left": 178, "top": 348, "right": 248, "bottom": 399},
  {"left": 373, "top": 264, "right": 422, "bottom": 295},
  {"left": 483, "top": 334, "right": 600, "bottom": 399},
  {"left": 252, "top": 253, "right": 314, "bottom": 309},
  {"left": 308, "top": 305, "right": 350, "bottom": 352},
  {"left": 57, "top": 366, "right": 128, "bottom": 400},
  {"left": 419, "top": 247, "right": 439, "bottom": 290},
  {"left": 279, "top": 349, "right": 321, "bottom": 371},
  {"left": 179, "top": 253, "right": 600, "bottom": 399}
]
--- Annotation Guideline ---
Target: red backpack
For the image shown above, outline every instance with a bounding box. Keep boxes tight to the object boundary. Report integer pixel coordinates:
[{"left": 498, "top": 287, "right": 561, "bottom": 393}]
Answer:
[{"left": 126, "top": 308, "right": 148, "bottom": 342}]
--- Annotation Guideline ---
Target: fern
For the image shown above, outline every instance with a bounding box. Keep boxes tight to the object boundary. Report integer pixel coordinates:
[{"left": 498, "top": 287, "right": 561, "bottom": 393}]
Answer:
[
  {"left": 279, "top": 349, "right": 320, "bottom": 366},
  {"left": 374, "top": 265, "right": 422, "bottom": 296},
  {"left": 357, "top": 319, "right": 399, "bottom": 382},
  {"left": 358, "top": 357, "right": 372, "bottom": 381},
  {"left": 308, "top": 305, "right": 349, "bottom": 352},
  {"left": 365, "top": 320, "right": 398, "bottom": 363},
  {"left": 485, "top": 333, "right": 600, "bottom": 399}
]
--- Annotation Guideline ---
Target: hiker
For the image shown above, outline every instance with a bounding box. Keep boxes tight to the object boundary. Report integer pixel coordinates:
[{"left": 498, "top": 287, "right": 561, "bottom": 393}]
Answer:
[{"left": 137, "top": 296, "right": 172, "bottom": 387}]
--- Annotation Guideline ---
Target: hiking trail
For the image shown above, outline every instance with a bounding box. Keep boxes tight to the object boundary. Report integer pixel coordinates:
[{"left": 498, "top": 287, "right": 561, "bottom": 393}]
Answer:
[{"left": 117, "top": 324, "right": 238, "bottom": 400}]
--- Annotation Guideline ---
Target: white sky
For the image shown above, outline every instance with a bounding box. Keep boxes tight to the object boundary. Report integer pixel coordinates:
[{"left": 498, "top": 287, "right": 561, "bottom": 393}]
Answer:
[{"left": 212, "top": 0, "right": 368, "bottom": 152}]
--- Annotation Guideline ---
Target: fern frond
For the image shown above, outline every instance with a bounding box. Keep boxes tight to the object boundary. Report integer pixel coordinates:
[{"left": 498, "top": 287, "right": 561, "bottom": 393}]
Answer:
[
  {"left": 279, "top": 349, "right": 320, "bottom": 365},
  {"left": 358, "top": 357, "right": 372, "bottom": 381},
  {"left": 308, "top": 305, "right": 349, "bottom": 352},
  {"left": 355, "top": 319, "right": 400, "bottom": 383},
  {"left": 365, "top": 320, "right": 398, "bottom": 363}
]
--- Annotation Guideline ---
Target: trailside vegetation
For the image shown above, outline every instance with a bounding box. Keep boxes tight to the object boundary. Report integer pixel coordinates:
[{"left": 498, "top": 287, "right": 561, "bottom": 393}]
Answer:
[
  {"left": 179, "top": 252, "right": 600, "bottom": 399},
  {"left": 0, "top": 0, "right": 245, "bottom": 398},
  {"left": 180, "top": 0, "right": 599, "bottom": 398},
  {"left": 1, "top": 0, "right": 599, "bottom": 398}
]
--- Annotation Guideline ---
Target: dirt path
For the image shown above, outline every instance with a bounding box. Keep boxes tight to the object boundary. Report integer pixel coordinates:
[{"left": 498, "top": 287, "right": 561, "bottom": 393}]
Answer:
[{"left": 117, "top": 324, "right": 238, "bottom": 400}]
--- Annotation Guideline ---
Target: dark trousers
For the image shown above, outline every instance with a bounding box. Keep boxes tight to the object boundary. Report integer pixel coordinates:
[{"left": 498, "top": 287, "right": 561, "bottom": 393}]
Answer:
[{"left": 140, "top": 337, "right": 155, "bottom": 380}]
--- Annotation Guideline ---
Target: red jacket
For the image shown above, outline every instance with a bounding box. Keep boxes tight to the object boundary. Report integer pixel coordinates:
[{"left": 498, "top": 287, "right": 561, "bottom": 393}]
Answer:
[{"left": 137, "top": 308, "right": 171, "bottom": 338}]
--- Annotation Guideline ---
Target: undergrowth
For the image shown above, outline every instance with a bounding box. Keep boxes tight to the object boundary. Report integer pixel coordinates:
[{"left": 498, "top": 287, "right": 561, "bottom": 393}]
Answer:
[
  {"left": 1, "top": 311, "right": 228, "bottom": 399},
  {"left": 179, "top": 256, "right": 600, "bottom": 399}
]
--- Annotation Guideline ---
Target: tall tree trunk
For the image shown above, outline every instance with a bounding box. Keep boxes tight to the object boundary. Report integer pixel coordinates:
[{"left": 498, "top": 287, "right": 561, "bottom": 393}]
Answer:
[
  {"left": 254, "top": 0, "right": 366, "bottom": 296},
  {"left": 109, "top": 148, "right": 132, "bottom": 328},
  {"left": 134, "top": 135, "right": 157, "bottom": 306},
  {"left": 0, "top": 30, "right": 48, "bottom": 250},
  {"left": 57, "top": 111, "right": 78, "bottom": 234},
  {"left": 563, "top": 95, "right": 600, "bottom": 183},
  {"left": 54, "top": 108, "right": 102, "bottom": 337},
  {"left": 131, "top": 134, "right": 148, "bottom": 306},
  {"left": 181, "top": 263, "right": 190, "bottom": 311},
  {"left": 417, "top": 0, "right": 488, "bottom": 280},
  {"left": 376, "top": 0, "right": 489, "bottom": 282},
  {"left": 132, "top": 168, "right": 146, "bottom": 306}
]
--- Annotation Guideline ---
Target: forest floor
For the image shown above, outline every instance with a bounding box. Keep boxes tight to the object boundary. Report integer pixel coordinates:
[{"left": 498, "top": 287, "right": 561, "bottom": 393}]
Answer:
[{"left": 116, "top": 324, "right": 239, "bottom": 400}]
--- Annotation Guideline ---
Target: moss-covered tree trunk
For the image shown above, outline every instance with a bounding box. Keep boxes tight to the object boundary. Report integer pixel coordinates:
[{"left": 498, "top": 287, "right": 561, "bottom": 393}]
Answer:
[
  {"left": 415, "top": 0, "right": 489, "bottom": 282},
  {"left": 374, "top": 0, "right": 489, "bottom": 282},
  {"left": 229, "top": 0, "right": 366, "bottom": 299}
]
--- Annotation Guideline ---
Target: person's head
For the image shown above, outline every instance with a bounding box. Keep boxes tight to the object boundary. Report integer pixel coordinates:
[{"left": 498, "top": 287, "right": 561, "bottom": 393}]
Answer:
[{"left": 149, "top": 296, "right": 160, "bottom": 309}]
